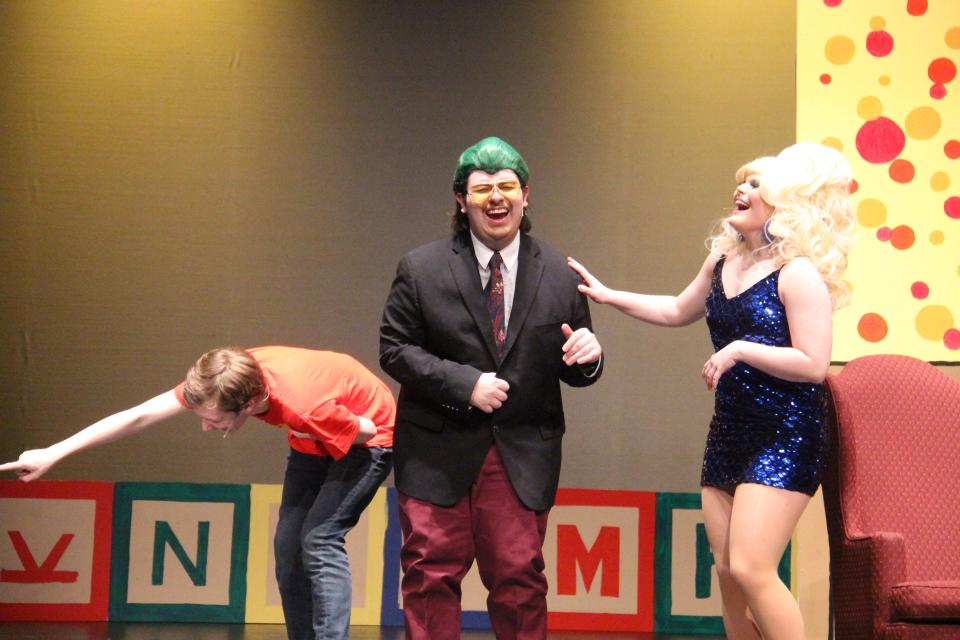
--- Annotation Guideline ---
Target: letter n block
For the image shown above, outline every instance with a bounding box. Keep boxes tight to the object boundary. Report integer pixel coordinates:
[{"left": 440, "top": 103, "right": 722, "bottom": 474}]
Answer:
[
  {"left": 108, "top": 482, "right": 249, "bottom": 622},
  {"left": 0, "top": 480, "right": 113, "bottom": 621},
  {"left": 653, "top": 492, "right": 791, "bottom": 634},
  {"left": 546, "top": 488, "right": 656, "bottom": 632}
]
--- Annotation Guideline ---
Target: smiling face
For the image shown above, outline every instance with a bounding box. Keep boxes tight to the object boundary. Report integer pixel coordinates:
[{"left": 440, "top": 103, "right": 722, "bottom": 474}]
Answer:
[
  {"left": 728, "top": 167, "right": 775, "bottom": 241},
  {"left": 455, "top": 169, "right": 529, "bottom": 251},
  {"left": 193, "top": 402, "right": 253, "bottom": 436}
]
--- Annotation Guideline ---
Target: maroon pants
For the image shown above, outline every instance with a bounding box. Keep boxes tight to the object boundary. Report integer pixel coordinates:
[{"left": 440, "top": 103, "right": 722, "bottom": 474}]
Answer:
[{"left": 397, "top": 445, "right": 550, "bottom": 640}]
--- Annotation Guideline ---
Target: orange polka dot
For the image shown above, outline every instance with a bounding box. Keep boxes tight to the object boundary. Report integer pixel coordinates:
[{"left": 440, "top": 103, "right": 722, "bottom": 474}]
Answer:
[
  {"left": 878, "top": 75, "right": 891, "bottom": 86},
  {"left": 858, "top": 313, "right": 888, "bottom": 342},
  {"left": 890, "top": 225, "right": 915, "bottom": 250},
  {"left": 930, "top": 230, "right": 945, "bottom": 245},
  {"left": 889, "top": 159, "right": 915, "bottom": 183},
  {"left": 869, "top": 16, "right": 886, "bottom": 30}
]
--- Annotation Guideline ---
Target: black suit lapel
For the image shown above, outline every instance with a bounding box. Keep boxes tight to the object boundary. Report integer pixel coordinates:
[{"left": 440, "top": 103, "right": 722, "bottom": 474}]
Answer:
[
  {"left": 448, "top": 234, "right": 500, "bottom": 362},
  {"left": 502, "top": 235, "right": 543, "bottom": 360}
]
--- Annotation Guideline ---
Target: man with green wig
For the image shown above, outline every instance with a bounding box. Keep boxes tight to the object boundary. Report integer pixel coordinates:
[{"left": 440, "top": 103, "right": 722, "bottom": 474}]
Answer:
[{"left": 380, "top": 136, "right": 603, "bottom": 639}]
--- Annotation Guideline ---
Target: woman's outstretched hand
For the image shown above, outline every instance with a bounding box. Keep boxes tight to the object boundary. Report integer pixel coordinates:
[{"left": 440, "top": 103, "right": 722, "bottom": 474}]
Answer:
[{"left": 567, "top": 257, "right": 611, "bottom": 304}]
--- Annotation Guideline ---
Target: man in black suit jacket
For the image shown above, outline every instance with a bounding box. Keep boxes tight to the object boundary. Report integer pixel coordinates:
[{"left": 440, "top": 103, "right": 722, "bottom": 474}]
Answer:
[{"left": 380, "top": 137, "right": 603, "bottom": 639}]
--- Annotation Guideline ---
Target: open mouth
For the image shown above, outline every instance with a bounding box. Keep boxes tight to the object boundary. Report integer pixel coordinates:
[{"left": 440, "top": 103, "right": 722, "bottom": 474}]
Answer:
[
  {"left": 734, "top": 198, "right": 750, "bottom": 211},
  {"left": 486, "top": 207, "right": 510, "bottom": 220}
]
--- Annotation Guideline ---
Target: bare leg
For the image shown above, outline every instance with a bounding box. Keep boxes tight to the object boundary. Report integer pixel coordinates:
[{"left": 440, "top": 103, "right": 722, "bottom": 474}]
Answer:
[
  {"left": 728, "top": 483, "right": 810, "bottom": 640},
  {"left": 701, "top": 486, "right": 762, "bottom": 640}
]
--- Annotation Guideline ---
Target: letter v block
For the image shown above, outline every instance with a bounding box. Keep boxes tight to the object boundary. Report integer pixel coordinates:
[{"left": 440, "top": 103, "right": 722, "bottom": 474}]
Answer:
[
  {"left": 109, "top": 483, "right": 249, "bottom": 622},
  {"left": 0, "top": 480, "right": 113, "bottom": 621}
]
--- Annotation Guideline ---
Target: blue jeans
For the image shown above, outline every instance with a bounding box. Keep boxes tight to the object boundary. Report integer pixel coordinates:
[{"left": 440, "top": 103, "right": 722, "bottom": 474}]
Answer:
[{"left": 274, "top": 446, "right": 392, "bottom": 640}]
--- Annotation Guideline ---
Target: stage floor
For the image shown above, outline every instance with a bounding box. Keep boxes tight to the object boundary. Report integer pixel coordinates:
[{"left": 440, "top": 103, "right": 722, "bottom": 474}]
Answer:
[{"left": 0, "top": 622, "right": 721, "bottom": 639}]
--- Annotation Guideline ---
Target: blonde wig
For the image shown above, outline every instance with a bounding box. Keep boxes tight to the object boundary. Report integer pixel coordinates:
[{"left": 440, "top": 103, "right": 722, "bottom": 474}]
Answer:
[{"left": 708, "top": 143, "right": 856, "bottom": 309}]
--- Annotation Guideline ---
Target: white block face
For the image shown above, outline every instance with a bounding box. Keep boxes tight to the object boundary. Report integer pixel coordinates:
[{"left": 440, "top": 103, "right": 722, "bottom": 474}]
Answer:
[
  {"left": 0, "top": 498, "right": 96, "bottom": 604},
  {"left": 545, "top": 505, "right": 640, "bottom": 615},
  {"left": 669, "top": 509, "right": 721, "bottom": 617},
  {"left": 125, "top": 500, "right": 235, "bottom": 605}
]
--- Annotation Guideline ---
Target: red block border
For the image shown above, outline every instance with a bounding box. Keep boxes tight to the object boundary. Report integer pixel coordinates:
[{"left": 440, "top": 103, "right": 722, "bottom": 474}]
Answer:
[
  {"left": 548, "top": 488, "right": 656, "bottom": 633},
  {"left": 0, "top": 480, "right": 114, "bottom": 621}
]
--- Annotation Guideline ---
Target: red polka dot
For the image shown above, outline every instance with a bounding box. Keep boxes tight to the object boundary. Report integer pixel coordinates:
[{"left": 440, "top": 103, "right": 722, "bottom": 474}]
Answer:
[
  {"left": 945, "top": 328, "right": 960, "bottom": 350},
  {"left": 946, "top": 140, "right": 960, "bottom": 159},
  {"left": 858, "top": 313, "right": 888, "bottom": 342},
  {"left": 866, "top": 30, "right": 894, "bottom": 57},
  {"left": 877, "top": 226, "right": 892, "bottom": 241},
  {"left": 907, "top": 0, "right": 928, "bottom": 16},
  {"left": 946, "top": 196, "right": 960, "bottom": 219},
  {"left": 889, "top": 159, "right": 915, "bottom": 183},
  {"left": 931, "top": 84, "right": 947, "bottom": 99},
  {"left": 911, "top": 281, "right": 930, "bottom": 299},
  {"left": 824, "top": 0, "right": 842, "bottom": 6},
  {"left": 890, "top": 225, "right": 915, "bottom": 249},
  {"left": 929, "top": 58, "right": 957, "bottom": 84},
  {"left": 849, "top": 179, "right": 859, "bottom": 194},
  {"left": 820, "top": 74, "right": 832, "bottom": 84},
  {"left": 856, "top": 117, "right": 906, "bottom": 163}
]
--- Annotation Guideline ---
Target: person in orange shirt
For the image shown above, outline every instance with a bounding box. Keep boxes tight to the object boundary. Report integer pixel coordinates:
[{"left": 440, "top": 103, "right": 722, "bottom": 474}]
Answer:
[{"left": 1, "top": 345, "right": 395, "bottom": 640}]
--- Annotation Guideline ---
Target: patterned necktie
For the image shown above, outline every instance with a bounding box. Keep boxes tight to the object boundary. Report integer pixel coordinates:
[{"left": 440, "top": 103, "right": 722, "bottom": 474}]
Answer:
[{"left": 485, "top": 251, "right": 506, "bottom": 355}]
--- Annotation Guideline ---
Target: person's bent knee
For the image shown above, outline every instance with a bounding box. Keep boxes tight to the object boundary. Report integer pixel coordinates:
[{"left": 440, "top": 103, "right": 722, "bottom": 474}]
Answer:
[{"left": 728, "top": 555, "right": 777, "bottom": 594}]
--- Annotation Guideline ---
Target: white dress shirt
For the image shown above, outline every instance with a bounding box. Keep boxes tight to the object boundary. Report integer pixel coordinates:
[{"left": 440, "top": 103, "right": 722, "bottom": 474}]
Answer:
[{"left": 471, "top": 231, "right": 520, "bottom": 329}]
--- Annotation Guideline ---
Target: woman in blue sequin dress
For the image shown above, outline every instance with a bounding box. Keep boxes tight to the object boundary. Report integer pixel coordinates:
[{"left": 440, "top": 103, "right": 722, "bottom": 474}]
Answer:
[{"left": 568, "top": 143, "right": 855, "bottom": 640}]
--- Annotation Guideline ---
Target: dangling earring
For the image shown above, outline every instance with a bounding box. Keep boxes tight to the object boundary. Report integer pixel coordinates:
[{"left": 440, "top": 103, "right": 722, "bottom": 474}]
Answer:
[{"left": 761, "top": 221, "right": 776, "bottom": 245}]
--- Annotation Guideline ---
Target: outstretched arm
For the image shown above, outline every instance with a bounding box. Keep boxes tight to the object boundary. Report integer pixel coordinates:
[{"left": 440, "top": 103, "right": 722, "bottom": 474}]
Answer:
[
  {"left": 0, "top": 390, "right": 185, "bottom": 482},
  {"left": 701, "top": 258, "right": 833, "bottom": 389},
  {"left": 567, "top": 254, "right": 718, "bottom": 327}
]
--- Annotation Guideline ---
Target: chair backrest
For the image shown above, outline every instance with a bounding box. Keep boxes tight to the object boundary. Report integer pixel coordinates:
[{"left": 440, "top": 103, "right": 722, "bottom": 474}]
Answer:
[{"left": 825, "top": 354, "right": 960, "bottom": 581}]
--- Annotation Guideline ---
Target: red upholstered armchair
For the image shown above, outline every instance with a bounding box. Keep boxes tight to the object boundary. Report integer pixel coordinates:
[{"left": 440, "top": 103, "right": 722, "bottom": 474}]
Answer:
[{"left": 823, "top": 355, "right": 960, "bottom": 639}]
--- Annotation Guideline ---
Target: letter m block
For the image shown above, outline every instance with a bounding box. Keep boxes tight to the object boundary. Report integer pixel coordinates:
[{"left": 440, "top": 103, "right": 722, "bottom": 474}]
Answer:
[
  {"left": 0, "top": 480, "right": 113, "bottom": 621},
  {"left": 545, "top": 488, "right": 655, "bottom": 633}
]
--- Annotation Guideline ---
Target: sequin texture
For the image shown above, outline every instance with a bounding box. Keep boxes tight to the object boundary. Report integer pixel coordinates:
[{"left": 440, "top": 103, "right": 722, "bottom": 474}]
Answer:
[{"left": 701, "top": 257, "right": 826, "bottom": 496}]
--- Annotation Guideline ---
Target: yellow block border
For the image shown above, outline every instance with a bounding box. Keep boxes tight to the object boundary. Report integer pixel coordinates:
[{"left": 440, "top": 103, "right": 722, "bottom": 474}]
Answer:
[{"left": 243, "top": 484, "right": 387, "bottom": 625}]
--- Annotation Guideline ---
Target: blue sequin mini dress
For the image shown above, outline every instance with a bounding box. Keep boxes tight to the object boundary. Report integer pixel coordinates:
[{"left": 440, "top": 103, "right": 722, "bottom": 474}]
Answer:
[{"left": 701, "top": 257, "right": 826, "bottom": 496}]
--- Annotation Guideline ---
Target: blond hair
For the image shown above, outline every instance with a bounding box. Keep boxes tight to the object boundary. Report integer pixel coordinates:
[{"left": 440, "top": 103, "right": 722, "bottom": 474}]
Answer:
[
  {"left": 182, "top": 347, "right": 265, "bottom": 412},
  {"left": 708, "top": 143, "right": 857, "bottom": 308}
]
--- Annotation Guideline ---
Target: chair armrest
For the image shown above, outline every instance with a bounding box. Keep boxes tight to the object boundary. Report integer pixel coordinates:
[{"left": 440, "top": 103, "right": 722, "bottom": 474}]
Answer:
[{"left": 833, "top": 531, "right": 906, "bottom": 638}]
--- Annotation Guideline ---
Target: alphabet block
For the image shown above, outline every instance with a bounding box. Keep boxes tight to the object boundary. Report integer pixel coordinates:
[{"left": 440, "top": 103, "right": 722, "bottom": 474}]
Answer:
[
  {"left": 546, "top": 489, "right": 656, "bottom": 632},
  {"left": 108, "top": 483, "right": 249, "bottom": 622},
  {"left": 244, "top": 484, "right": 387, "bottom": 625},
  {"left": 653, "top": 492, "right": 790, "bottom": 634},
  {"left": 0, "top": 480, "right": 113, "bottom": 621}
]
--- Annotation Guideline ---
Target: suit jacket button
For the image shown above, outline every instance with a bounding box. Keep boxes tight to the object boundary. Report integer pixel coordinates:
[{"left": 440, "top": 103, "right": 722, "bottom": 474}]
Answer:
[{"left": 492, "top": 425, "right": 500, "bottom": 433}]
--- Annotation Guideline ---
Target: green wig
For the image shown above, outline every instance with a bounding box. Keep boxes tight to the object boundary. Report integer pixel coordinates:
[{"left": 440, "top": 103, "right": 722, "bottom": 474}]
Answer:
[{"left": 452, "top": 136, "right": 530, "bottom": 194}]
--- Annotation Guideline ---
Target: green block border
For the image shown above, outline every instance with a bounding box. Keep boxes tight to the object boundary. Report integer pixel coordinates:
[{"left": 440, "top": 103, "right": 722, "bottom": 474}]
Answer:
[
  {"left": 653, "top": 492, "right": 790, "bottom": 635},
  {"left": 654, "top": 493, "right": 724, "bottom": 635},
  {"left": 109, "top": 482, "right": 250, "bottom": 622}
]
